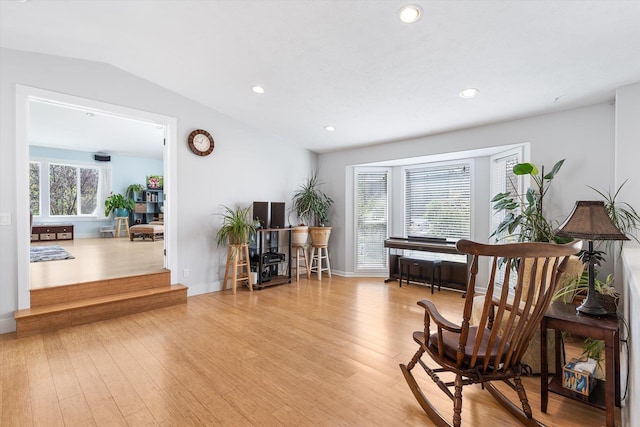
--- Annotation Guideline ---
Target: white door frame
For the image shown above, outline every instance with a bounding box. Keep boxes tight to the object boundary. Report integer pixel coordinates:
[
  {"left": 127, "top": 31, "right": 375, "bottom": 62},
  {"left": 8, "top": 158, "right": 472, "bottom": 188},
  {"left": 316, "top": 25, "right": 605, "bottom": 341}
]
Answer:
[{"left": 15, "top": 85, "right": 178, "bottom": 309}]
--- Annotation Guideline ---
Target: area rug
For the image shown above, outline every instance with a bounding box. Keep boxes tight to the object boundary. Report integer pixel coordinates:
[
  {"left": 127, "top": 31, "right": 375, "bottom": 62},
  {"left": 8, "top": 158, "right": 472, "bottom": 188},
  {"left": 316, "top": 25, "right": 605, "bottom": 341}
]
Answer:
[{"left": 30, "top": 245, "right": 75, "bottom": 263}]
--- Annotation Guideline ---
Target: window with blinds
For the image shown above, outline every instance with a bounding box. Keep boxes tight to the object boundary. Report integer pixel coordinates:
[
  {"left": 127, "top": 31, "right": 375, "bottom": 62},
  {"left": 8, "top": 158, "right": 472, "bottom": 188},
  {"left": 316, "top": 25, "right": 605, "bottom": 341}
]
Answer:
[
  {"left": 490, "top": 148, "right": 523, "bottom": 291},
  {"left": 404, "top": 163, "right": 471, "bottom": 240},
  {"left": 490, "top": 149, "right": 522, "bottom": 243},
  {"left": 355, "top": 169, "right": 389, "bottom": 270}
]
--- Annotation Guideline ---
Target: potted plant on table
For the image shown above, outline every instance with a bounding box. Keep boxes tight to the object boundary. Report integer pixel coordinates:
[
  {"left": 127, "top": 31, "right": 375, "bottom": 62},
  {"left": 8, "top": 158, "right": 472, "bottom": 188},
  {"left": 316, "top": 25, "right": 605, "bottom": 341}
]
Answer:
[
  {"left": 104, "top": 192, "right": 135, "bottom": 217},
  {"left": 291, "top": 171, "right": 334, "bottom": 246}
]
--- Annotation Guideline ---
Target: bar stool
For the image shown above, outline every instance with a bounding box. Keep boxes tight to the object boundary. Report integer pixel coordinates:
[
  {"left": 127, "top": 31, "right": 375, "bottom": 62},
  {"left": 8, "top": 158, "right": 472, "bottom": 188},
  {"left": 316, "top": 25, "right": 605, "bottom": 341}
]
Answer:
[
  {"left": 115, "top": 216, "right": 130, "bottom": 238},
  {"left": 310, "top": 244, "right": 331, "bottom": 280},
  {"left": 223, "top": 244, "right": 253, "bottom": 294},
  {"left": 292, "top": 244, "right": 311, "bottom": 281}
]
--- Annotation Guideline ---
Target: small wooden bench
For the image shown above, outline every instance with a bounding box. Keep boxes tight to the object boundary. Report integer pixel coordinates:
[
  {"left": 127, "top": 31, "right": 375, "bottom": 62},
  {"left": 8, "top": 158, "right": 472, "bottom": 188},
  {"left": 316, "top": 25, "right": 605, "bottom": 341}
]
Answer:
[{"left": 130, "top": 224, "right": 164, "bottom": 241}]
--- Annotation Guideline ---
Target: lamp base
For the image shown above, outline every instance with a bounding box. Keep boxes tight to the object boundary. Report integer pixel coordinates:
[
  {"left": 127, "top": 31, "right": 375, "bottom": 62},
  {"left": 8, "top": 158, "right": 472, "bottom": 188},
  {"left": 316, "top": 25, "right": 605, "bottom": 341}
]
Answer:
[{"left": 576, "top": 296, "right": 608, "bottom": 316}]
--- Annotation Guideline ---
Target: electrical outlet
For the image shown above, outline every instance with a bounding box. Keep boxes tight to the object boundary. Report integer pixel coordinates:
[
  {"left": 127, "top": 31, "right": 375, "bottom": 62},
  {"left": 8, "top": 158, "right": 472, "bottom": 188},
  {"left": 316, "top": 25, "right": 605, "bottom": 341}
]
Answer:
[
  {"left": 0, "top": 212, "right": 10, "bottom": 226},
  {"left": 183, "top": 269, "right": 189, "bottom": 278}
]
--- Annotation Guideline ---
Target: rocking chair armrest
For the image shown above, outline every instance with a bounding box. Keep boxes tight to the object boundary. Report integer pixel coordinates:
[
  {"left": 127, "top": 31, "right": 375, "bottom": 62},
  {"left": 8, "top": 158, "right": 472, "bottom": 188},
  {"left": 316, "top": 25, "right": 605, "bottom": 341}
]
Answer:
[{"left": 417, "top": 299, "right": 461, "bottom": 332}]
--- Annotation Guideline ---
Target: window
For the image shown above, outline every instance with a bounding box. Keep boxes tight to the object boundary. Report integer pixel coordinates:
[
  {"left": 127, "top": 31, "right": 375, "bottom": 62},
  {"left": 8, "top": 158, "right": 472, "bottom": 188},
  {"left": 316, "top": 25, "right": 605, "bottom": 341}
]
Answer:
[
  {"left": 490, "top": 149, "right": 522, "bottom": 243},
  {"left": 30, "top": 159, "right": 107, "bottom": 219},
  {"left": 490, "top": 148, "right": 523, "bottom": 291},
  {"left": 404, "top": 162, "right": 471, "bottom": 240},
  {"left": 355, "top": 169, "right": 389, "bottom": 270},
  {"left": 29, "top": 162, "right": 41, "bottom": 216}
]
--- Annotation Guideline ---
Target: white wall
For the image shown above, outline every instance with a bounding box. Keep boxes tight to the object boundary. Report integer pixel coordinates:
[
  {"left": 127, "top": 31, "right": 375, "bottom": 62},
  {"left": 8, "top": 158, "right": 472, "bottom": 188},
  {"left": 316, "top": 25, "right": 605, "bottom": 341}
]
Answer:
[
  {"left": 0, "top": 48, "right": 316, "bottom": 333},
  {"left": 319, "top": 103, "right": 616, "bottom": 274},
  {"left": 615, "top": 81, "right": 640, "bottom": 426}
]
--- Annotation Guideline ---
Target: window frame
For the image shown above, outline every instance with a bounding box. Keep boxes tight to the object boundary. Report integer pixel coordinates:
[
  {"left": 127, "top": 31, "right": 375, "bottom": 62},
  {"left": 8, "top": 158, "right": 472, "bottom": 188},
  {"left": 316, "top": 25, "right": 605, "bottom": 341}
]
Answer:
[
  {"left": 30, "top": 157, "right": 110, "bottom": 221},
  {"left": 353, "top": 166, "right": 391, "bottom": 273},
  {"left": 401, "top": 159, "right": 473, "bottom": 242}
]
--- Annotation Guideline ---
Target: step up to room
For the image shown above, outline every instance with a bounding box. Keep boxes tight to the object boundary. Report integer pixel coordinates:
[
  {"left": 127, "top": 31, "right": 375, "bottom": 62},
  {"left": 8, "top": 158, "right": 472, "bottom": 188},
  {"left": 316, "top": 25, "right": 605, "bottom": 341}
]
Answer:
[{"left": 15, "top": 271, "right": 187, "bottom": 337}]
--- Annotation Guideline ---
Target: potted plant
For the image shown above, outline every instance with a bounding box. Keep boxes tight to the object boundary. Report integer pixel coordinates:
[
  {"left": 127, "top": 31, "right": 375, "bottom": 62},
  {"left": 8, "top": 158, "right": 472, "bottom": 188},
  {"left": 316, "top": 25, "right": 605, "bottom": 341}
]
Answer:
[
  {"left": 216, "top": 205, "right": 256, "bottom": 246},
  {"left": 126, "top": 183, "right": 145, "bottom": 201},
  {"left": 292, "top": 171, "right": 334, "bottom": 245},
  {"left": 104, "top": 192, "right": 135, "bottom": 217},
  {"left": 490, "top": 159, "right": 569, "bottom": 243}
]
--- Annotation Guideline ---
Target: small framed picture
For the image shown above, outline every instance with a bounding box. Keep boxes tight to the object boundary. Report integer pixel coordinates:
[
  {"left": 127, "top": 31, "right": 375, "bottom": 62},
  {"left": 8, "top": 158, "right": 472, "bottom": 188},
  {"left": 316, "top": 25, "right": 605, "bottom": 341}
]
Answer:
[{"left": 147, "top": 175, "right": 163, "bottom": 189}]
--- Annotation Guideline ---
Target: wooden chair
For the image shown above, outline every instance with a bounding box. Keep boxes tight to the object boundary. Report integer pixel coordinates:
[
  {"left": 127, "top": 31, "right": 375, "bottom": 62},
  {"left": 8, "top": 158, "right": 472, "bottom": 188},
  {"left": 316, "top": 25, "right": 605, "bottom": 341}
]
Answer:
[{"left": 400, "top": 239, "right": 582, "bottom": 427}]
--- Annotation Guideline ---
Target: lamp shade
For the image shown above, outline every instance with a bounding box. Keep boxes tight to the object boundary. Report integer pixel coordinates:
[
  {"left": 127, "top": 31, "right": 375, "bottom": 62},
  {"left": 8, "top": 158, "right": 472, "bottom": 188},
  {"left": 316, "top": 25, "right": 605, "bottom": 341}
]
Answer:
[{"left": 555, "top": 201, "right": 628, "bottom": 241}]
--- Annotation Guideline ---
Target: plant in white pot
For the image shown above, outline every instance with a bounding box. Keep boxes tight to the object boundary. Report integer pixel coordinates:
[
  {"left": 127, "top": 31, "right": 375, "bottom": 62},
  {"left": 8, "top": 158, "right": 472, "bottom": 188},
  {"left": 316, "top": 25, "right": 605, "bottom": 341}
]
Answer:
[{"left": 292, "top": 171, "right": 334, "bottom": 246}]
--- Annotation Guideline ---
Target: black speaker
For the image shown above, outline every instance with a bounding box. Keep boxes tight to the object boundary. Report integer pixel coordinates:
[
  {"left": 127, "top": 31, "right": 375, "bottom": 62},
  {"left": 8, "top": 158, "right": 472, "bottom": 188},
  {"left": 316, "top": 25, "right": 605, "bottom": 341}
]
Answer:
[
  {"left": 270, "top": 202, "right": 285, "bottom": 229},
  {"left": 253, "top": 202, "right": 269, "bottom": 229},
  {"left": 94, "top": 154, "right": 111, "bottom": 162}
]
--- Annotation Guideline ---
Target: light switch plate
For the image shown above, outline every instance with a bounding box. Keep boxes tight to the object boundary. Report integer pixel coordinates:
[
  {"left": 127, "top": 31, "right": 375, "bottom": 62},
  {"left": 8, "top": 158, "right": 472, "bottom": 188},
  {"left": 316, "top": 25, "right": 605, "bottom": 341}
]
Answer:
[{"left": 0, "top": 212, "right": 11, "bottom": 226}]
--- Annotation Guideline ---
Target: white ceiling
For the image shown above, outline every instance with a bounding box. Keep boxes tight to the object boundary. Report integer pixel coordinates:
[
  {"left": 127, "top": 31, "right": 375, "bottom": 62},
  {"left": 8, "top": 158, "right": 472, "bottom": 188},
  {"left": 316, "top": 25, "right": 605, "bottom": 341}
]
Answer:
[{"left": 2, "top": 0, "right": 640, "bottom": 154}]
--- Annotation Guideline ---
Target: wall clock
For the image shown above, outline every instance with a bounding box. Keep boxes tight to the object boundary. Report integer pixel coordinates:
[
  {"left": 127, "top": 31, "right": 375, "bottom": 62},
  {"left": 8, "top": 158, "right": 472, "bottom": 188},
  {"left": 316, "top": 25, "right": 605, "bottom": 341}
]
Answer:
[{"left": 188, "top": 129, "right": 215, "bottom": 156}]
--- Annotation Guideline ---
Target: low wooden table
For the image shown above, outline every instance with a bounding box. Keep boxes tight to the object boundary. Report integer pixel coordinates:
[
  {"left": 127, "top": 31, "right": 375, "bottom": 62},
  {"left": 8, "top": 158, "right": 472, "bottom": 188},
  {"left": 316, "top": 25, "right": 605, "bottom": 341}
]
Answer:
[{"left": 540, "top": 301, "right": 620, "bottom": 427}]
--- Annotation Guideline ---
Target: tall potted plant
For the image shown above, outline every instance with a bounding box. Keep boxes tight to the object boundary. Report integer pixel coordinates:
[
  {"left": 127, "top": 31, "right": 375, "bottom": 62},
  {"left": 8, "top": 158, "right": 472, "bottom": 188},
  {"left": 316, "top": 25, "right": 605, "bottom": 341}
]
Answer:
[
  {"left": 104, "top": 192, "right": 135, "bottom": 217},
  {"left": 216, "top": 205, "right": 256, "bottom": 246},
  {"left": 292, "top": 172, "right": 334, "bottom": 246},
  {"left": 490, "top": 159, "right": 569, "bottom": 243}
]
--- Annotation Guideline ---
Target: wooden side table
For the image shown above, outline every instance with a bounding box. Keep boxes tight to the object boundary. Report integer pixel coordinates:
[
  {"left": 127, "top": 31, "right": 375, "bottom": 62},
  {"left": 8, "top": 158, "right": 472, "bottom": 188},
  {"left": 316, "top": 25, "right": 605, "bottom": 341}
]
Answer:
[{"left": 540, "top": 301, "right": 620, "bottom": 427}]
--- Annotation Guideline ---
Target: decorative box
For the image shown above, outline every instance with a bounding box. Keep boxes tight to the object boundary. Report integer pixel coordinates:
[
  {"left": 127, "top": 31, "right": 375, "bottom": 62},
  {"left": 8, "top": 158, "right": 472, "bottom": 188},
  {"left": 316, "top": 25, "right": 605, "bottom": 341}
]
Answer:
[
  {"left": 135, "top": 203, "right": 146, "bottom": 213},
  {"left": 562, "top": 357, "right": 597, "bottom": 396}
]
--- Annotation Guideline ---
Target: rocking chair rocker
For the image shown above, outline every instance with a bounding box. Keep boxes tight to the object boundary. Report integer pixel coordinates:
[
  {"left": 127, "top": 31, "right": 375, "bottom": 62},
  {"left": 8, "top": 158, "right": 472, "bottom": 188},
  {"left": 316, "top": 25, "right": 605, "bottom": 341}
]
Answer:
[{"left": 400, "top": 239, "right": 581, "bottom": 427}]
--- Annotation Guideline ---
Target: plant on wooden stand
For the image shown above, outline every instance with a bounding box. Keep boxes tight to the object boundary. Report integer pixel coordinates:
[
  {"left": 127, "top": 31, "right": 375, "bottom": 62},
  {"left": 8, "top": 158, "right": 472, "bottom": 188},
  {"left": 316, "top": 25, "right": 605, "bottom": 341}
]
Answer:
[
  {"left": 215, "top": 205, "right": 256, "bottom": 246},
  {"left": 104, "top": 192, "right": 135, "bottom": 217},
  {"left": 292, "top": 171, "right": 334, "bottom": 245}
]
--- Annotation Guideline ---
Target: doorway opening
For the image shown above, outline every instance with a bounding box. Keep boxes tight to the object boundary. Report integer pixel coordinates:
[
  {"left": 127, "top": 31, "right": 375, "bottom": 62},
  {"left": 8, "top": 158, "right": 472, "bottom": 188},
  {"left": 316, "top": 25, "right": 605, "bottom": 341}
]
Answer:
[{"left": 16, "top": 85, "right": 178, "bottom": 309}]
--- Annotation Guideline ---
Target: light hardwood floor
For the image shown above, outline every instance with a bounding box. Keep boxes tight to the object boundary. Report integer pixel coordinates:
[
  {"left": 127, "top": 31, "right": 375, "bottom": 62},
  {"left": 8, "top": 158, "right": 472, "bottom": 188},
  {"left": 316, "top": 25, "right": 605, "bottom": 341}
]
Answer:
[
  {"left": 1, "top": 277, "right": 618, "bottom": 426},
  {"left": 30, "top": 237, "right": 165, "bottom": 289}
]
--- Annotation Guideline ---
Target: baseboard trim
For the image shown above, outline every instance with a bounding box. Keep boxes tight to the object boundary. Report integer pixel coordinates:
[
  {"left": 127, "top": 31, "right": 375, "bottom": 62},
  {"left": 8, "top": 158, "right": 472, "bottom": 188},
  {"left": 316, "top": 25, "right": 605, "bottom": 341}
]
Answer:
[{"left": 0, "top": 316, "right": 17, "bottom": 334}]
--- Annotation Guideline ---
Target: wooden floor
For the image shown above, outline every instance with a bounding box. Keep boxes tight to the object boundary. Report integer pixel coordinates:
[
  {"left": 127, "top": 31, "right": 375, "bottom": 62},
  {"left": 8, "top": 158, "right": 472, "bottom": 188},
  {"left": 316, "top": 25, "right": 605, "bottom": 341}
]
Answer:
[
  {"left": 30, "top": 237, "right": 164, "bottom": 289},
  {"left": 1, "top": 277, "right": 618, "bottom": 426}
]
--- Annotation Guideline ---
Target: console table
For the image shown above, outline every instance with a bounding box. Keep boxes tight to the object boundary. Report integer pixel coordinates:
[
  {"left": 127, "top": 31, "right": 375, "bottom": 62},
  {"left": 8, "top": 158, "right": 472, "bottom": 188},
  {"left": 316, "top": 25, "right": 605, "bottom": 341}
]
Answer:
[
  {"left": 540, "top": 301, "right": 621, "bottom": 427},
  {"left": 31, "top": 224, "right": 74, "bottom": 242}
]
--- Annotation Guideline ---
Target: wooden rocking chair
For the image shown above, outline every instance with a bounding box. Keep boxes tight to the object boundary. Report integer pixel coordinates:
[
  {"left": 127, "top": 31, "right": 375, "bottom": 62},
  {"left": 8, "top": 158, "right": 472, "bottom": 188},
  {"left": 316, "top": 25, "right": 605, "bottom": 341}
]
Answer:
[{"left": 400, "top": 239, "right": 581, "bottom": 427}]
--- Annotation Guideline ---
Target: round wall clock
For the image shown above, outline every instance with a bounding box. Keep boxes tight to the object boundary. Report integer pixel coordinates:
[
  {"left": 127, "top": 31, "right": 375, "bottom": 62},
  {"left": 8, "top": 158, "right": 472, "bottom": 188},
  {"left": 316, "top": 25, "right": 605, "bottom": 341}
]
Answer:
[{"left": 188, "top": 129, "right": 215, "bottom": 156}]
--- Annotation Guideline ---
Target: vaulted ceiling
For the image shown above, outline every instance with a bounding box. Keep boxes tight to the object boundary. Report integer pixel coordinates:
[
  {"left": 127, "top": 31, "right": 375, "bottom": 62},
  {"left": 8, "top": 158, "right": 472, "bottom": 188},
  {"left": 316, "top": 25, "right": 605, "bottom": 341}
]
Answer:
[{"left": 2, "top": 0, "right": 640, "bottom": 154}]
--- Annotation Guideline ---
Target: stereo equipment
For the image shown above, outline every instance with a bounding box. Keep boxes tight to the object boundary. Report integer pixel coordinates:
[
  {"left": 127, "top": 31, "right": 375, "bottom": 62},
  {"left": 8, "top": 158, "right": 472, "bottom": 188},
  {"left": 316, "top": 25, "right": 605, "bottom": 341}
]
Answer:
[
  {"left": 252, "top": 201, "right": 269, "bottom": 229},
  {"left": 270, "top": 202, "right": 285, "bottom": 228},
  {"left": 94, "top": 154, "right": 111, "bottom": 162}
]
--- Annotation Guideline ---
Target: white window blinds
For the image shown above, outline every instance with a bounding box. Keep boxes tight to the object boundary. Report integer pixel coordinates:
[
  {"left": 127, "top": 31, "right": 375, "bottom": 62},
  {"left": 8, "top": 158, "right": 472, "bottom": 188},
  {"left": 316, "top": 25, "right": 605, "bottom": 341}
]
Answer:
[
  {"left": 490, "top": 150, "right": 522, "bottom": 243},
  {"left": 404, "top": 163, "right": 471, "bottom": 239},
  {"left": 355, "top": 169, "right": 389, "bottom": 270}
]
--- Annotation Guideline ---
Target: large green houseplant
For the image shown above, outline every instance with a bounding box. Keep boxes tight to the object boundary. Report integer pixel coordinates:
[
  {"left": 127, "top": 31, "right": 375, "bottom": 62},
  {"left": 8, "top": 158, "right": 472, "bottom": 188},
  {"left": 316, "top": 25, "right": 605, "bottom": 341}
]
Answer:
[
  {"left": 292, "top": 172, "right": 334, "bottom": 246},
  {"left": 291, "top": 171, "right": 334, "bottom": 227},
  {"left": 104, "top": 192, "right": 135, "bottom": 217},
  {"left": 216, "top": 205, "right": 256, "bottom": 246},
  {"left": 490, "top": 159, "right": 569, "bottom": 244}
]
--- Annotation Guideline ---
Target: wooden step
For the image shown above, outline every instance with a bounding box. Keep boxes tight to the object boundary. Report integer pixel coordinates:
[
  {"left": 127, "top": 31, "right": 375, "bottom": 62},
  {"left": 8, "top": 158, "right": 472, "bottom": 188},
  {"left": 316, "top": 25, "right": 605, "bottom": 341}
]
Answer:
[
  {"left": 30, "top": 269, "right": 171, "bottom": 307},
  {"left": 15, "top": 284, "right": 187, "bottom": 337}
]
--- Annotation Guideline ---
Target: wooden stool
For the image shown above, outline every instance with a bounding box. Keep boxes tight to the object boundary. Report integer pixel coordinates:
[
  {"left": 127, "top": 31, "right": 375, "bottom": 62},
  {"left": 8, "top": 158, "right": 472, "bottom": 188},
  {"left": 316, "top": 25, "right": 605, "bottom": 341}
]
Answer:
[
  {"left": 292, "top": 244, "right": 311, "bottom": 281},
  {"left": 223, "top": 244, "right": 253, "bottom": 294},
  {"left": 310, "top": 244, "right": 331, "bottom": 281},
  {"left": 115, "top": 217, "right": 130, "bottom": 238}
]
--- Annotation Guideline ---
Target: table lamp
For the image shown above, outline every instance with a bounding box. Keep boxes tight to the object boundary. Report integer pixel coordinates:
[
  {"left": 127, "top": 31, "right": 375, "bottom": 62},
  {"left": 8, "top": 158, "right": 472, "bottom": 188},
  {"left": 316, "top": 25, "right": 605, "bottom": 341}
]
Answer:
[{"left": 555, "top": 201, "right": 628, "bottom": 315}]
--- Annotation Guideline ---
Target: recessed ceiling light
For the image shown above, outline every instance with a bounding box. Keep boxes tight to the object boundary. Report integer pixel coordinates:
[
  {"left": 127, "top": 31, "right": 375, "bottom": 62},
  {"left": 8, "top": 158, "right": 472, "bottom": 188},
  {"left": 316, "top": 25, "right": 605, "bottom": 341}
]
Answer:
[
  {"left": 324, "top": 125, "right": 336, "bottom": 132},
  {"left": 398, "top": 5, "right": 422, "bottom": 24},
  {"left": 459, "top": 88, "right": 480, "bottom": 98},
  {"left": 251, "top": 85, "right": 265, "bottom": 94}
]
